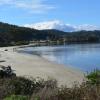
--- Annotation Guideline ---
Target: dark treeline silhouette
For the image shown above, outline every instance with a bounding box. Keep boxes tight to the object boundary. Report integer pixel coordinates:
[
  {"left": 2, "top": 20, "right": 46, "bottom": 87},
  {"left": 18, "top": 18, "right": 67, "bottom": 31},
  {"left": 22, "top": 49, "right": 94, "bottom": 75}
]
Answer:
[{"left": 0, "top": 22, "right": 100, "bottom": 46}]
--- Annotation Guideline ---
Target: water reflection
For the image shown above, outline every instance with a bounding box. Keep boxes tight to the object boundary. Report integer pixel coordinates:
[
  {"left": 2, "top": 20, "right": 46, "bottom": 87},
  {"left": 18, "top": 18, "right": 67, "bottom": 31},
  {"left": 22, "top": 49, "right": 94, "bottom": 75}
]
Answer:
[{"left": 19, "top": 44, "right": 100, "bottom": 72}]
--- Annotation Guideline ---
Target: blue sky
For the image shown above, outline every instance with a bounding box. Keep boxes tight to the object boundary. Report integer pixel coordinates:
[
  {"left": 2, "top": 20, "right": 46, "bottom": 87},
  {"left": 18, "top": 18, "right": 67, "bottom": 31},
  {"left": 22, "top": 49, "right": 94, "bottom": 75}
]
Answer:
[{"left": 0, "top": 0, "right": 100, "bottom": 26}]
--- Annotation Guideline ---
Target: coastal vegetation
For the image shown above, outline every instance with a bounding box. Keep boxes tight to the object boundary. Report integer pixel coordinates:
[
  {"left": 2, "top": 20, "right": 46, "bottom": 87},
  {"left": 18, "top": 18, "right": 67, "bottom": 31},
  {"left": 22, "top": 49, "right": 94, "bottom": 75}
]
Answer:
[
  {"left": 0, "top": 66, "right": 99, "bottom": 100},
  {"left": 0, "top": 22, "right": 100, "bottom": 46}
]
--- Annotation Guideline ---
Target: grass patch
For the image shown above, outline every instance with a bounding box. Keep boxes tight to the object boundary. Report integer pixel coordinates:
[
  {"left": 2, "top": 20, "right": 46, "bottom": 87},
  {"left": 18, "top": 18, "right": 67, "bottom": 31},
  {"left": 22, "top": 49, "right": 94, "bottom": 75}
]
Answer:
[{"left": 4, "top": 95, "right": 29, "bottom": 100}]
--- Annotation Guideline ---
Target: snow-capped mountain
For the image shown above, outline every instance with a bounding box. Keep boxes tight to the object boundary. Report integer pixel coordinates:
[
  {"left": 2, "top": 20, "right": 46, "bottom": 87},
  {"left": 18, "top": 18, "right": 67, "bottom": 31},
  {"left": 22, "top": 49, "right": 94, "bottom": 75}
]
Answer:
[{"left": 24, "top": 20, "right": 100, "bottom": 32}]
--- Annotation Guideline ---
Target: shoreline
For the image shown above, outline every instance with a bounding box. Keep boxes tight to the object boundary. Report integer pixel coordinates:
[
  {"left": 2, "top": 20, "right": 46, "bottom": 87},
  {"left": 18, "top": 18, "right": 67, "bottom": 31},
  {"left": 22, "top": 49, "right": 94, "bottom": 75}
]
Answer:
[
  {"left": 0, "top": 46, "right": 85, "bottom": 87},
  {"left": 18, "top": 48, "right": 84, "bottom": 74}
]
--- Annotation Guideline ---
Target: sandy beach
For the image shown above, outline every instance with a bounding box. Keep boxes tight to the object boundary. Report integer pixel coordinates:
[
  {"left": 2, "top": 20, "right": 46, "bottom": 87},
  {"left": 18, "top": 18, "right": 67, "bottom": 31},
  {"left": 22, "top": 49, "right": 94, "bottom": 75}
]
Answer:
[{"left": 0, "top": 46, "right": 85, "bottom": 87}]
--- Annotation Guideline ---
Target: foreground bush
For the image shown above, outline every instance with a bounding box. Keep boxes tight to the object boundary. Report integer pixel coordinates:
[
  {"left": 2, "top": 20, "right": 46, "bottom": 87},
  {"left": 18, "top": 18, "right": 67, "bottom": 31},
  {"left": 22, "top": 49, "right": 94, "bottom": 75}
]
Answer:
[{"left": 0, "top": 69, "right": 99, "bottom": 100}]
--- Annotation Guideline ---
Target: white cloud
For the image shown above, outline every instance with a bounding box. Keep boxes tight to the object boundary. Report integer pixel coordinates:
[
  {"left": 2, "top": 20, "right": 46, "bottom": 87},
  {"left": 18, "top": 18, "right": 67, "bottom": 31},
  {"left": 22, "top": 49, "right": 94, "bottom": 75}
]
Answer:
[
  {"left": 24, "top": 20, "right": 100, "bottom": 32},
  {"left": 24, "top": 20, "right": 76, "bottom": 32},
  {"left": 0, "top": 0, "right": 55, "bottom": 13},
  {"left": 77, "top": 24, "right": 100, "bottom": 31}
]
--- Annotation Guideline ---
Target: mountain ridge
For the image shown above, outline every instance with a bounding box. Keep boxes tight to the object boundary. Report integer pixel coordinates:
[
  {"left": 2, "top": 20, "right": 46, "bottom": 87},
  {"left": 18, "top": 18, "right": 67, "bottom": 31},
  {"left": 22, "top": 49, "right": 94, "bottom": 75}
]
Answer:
[{"left": 0, "top": 22, "right": 100, "bottom": 46}]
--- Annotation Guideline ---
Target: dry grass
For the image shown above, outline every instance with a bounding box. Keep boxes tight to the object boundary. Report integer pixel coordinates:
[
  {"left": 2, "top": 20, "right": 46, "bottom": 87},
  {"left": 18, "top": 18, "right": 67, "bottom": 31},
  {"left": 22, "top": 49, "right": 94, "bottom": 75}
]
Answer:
[{"left": 30, "top": 81, "right": 100, "bottom": 100}]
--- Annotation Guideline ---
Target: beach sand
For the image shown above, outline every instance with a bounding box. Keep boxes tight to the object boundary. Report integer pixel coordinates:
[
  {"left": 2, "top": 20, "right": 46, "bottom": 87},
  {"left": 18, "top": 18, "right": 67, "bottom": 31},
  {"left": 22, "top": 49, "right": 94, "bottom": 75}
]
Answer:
[{"left": 0, "top": 46, "right": 85, "bottom": 87}]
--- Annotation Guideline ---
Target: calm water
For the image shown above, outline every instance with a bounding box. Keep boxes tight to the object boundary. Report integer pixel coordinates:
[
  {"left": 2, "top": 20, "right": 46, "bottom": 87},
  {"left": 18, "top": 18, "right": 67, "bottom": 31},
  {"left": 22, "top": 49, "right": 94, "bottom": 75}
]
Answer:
[{"left": 19, "top": 44, "right": 100, "bottom": 72}]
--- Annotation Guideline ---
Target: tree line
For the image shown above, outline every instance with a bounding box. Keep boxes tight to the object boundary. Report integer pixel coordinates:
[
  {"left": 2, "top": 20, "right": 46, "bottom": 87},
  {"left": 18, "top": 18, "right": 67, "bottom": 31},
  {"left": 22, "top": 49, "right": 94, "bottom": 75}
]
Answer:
[{"left": 0, "top": 22, "right": 100, "bottom": 46}]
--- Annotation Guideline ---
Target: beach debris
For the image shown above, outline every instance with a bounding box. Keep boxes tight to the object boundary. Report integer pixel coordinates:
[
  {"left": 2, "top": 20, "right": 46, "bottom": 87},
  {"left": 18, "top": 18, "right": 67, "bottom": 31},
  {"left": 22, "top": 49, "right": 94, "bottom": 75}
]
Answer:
[{"left": 4, "top": 49, "right": 8, "bottom": 51}]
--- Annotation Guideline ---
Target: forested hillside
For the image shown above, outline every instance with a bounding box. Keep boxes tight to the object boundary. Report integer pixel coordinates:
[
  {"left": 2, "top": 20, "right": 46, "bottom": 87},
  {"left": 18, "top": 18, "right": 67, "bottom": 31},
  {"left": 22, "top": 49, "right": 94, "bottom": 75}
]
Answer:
[{"left": 0, "top": 22, "right": 100, "bottom": 46}]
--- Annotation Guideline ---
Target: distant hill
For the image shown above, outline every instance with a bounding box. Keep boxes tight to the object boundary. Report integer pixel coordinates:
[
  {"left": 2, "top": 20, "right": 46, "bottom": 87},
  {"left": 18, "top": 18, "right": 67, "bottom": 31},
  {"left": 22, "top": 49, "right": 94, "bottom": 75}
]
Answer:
[
  {"left": 0, "top": 22, "right": 100, "bottom": 46},
  {"left": 0, "top": 22, "right": 66, "bottom": 46}
]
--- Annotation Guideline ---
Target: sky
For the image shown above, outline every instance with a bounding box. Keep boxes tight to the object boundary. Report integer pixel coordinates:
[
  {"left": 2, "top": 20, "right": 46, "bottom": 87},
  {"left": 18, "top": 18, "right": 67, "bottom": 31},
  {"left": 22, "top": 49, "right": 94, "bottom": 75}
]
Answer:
[{"left": 0, "top": 0, "right": 100, "bottom": 27}]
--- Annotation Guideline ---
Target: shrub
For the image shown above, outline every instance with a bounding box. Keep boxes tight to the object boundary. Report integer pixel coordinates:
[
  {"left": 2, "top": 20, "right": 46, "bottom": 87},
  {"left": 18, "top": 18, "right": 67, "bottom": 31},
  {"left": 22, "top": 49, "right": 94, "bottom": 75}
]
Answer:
[
  {"left": 0, "top": 77, "right": 36, "bottom": 99},
  {"left": 86, "top": 69, "right": 100, "bottom": 85},
  {"left": 0, "top": 66, "right": 16, "bottom": 78},
  {"left": 8, "top": 77, "right": 35, "bottom": 95}
]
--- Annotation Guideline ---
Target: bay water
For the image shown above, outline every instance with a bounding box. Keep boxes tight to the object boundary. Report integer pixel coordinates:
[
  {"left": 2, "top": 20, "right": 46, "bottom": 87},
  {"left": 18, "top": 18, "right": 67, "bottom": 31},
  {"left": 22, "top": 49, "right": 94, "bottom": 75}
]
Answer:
[{"left": 18, "top": 44, "right": 100, "bottom": 72}]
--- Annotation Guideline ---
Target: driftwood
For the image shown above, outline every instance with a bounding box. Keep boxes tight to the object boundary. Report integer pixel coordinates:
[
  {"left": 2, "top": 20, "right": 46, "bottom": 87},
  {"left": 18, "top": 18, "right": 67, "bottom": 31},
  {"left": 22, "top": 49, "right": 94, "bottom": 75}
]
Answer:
[{"left": 0, "top": 60, "right": 6, "bottom": 62}]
